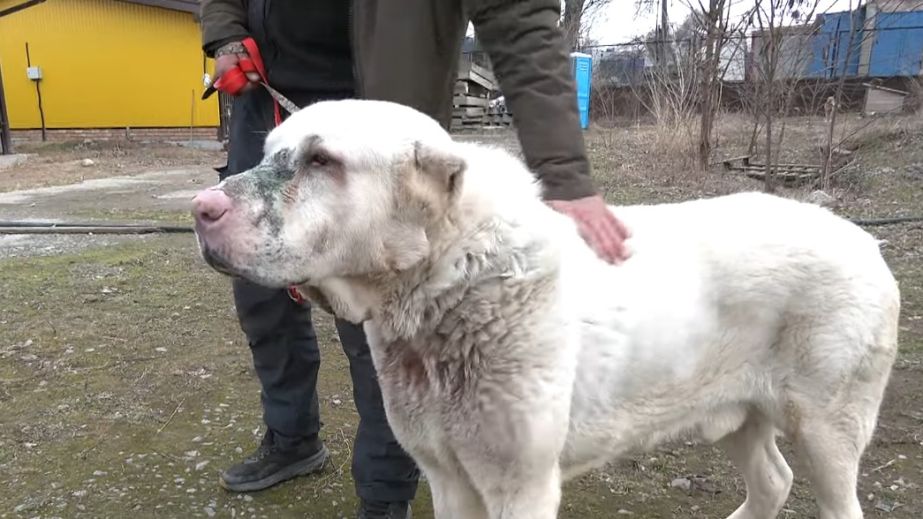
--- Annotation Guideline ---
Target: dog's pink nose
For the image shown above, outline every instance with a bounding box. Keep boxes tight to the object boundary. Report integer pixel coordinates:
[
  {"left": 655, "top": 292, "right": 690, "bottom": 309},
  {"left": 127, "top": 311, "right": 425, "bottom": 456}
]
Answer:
[{"left": 192, "top": 188, "right": 232, "bottom": 226}]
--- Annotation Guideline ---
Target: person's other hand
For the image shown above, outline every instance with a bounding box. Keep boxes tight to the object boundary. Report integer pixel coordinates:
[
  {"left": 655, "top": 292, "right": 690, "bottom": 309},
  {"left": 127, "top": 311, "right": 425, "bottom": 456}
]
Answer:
[
  {"left": 215, "top": 42, "right": 259, "bottom": 94},
  {"left": 547, "top": 195, "right": 630, "bottom": 264}
]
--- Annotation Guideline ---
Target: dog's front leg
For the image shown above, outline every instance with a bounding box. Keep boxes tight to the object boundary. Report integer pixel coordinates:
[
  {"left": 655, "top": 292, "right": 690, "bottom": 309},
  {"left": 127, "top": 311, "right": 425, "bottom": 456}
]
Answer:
[
  {"left": 458, "top": 418, "right": 567, "bottom": 519},
  {"left": 478, "top": 464, "right": 563, "bottom": 519},
  {"left": 460, "top": 363, "right": 571, "bottom": 518},
  {"left": 426, "top": 466, "right": 489, "bottom": 519}
]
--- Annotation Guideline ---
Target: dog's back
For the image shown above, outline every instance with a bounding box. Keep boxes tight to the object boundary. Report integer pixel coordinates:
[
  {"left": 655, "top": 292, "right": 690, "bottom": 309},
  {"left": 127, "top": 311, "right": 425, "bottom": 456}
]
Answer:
[{"left": 558, "top": 192, "right": 899, "bottom": 518}]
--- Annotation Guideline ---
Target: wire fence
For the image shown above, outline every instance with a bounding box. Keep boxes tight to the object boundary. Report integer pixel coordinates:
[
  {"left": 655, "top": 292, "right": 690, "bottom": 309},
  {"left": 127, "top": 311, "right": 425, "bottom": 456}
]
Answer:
[{"left": 462, "top": 23, "right": 923, "bottom": 91}]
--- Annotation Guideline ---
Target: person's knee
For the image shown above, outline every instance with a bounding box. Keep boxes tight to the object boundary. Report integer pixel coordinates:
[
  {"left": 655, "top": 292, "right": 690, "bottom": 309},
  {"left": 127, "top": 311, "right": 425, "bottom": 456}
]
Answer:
[
  {"left": 233, "top": 279, "right": 315, "bottom": 344},
  {"left": 336, "top": 319, "right": 370, "bottom": 359}
]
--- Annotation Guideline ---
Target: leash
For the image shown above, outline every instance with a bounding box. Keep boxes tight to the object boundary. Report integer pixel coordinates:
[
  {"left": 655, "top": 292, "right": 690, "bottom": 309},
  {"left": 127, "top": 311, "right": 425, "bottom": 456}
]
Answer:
[
  {"left": 202, "top": 38, "right": 306, "bottom": 305},
  {"left": 202, "top": 37, "right": 301, "bottom": 125}
]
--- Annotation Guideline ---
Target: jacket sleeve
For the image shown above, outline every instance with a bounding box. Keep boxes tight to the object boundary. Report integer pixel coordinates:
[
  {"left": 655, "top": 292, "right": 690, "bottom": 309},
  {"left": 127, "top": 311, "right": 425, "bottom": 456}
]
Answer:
[
  {"left": 464, "top": 0, "right": 597, "bottom": 201},
  {"left": 200, "top": 0, "right": 250, "bottom": 57}
]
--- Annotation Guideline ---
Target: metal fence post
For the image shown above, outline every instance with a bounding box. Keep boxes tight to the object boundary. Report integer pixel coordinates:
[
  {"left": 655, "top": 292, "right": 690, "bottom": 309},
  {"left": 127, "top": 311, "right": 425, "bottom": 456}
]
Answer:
[{"left": 0, "top": 61, "right": 13, "bottom": 155}]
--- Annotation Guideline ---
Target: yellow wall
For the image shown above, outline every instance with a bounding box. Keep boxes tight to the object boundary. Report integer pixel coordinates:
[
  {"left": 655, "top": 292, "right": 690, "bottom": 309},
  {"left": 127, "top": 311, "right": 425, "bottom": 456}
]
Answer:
[{"left": 0, "top": 0, "right": 219, "bottom": 129}]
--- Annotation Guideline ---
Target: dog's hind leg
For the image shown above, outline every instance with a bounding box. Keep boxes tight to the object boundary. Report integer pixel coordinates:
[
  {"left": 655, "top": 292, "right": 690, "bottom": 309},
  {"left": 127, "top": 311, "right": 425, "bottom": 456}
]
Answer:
[
  {"left": 719, "top": 412, "right": 793, "bottom": 519},
  {"left": 790, "top": 376, "right": 892, "bottom": 519},
  {"left": 792, "top": 411, "right": 869, "bottom": 519},
  {"left": 787, "top": 315, "right": 897, "bottom": 519}
]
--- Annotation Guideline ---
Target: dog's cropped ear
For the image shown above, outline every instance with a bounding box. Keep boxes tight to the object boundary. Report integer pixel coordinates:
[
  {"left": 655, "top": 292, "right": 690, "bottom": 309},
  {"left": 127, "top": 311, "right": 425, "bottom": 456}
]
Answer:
[{"left": 413, "top": 141, "right": 466, "bottom": 202}]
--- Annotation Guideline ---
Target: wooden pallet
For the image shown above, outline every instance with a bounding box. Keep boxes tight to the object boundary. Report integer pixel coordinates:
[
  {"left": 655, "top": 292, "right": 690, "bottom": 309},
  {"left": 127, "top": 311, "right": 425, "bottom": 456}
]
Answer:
[
  {"left": 453, "top": 95, "right": 489, "bottom": 107},
  {"left": 457, "top": 60, "right": 497, "bottom": 91},
  {"left": 454, "top": 81, "right": 490, "bottom": 97},
  {"left": 720, "top": 155, "right": 837, "bottom": 187},
  {"left": 453, "top": 106, "right": 488, "bottom": 117},
  {"left": 451, "top": 59, "right": 505, "bottom": 131}
]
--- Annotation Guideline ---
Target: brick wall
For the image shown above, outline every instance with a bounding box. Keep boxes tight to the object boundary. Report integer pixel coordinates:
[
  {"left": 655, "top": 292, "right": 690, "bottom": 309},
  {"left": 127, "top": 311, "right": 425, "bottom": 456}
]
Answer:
[{"left": 12, "top": 127, "right": 221, "bottom": 143}]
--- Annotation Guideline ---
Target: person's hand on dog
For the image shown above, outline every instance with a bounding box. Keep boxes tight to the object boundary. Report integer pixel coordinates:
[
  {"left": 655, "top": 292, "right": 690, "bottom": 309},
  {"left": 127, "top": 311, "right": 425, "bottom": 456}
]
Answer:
[{"left": 547, "top": 194, "right": 630, "bottom": 264}]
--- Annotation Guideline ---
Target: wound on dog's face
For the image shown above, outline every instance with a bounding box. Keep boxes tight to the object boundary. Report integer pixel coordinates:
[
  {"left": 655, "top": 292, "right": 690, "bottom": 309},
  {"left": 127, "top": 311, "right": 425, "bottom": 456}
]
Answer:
[
  {"left": 197, "top": 140, "right": 417, "bottom": 289},
  {"left": 194, "top": 101, "right": 464, "bottom": 291}
]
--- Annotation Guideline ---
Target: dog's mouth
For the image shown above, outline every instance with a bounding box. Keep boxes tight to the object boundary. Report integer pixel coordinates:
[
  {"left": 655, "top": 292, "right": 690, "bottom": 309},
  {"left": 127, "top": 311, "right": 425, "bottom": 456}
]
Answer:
[
  {"left": 200, "top": 246, "right": 242, "bottom": 279},
  {"left": 199, "top": 241, "right": 316, "bottom": 290}
]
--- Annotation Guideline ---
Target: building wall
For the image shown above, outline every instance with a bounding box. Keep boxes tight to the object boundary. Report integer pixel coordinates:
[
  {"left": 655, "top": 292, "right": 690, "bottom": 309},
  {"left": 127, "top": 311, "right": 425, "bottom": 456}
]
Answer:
[
  {"left": 799, "top": 10, "right": 865, "bottom": 79},
  {"left": 874, "top": 0, "right": 923, "bottom": 13},
  {"left": 719, "top": 37, "right": 747, "bottom": 82},
  {"left": 0, "top": 0, "right": 218, "bottom": 130},
  {"left": 750, "top": 28, "right": 819, "bottom": 80},
  {"left": 868, "top": 10, "right": 923, "bottom": 77}
]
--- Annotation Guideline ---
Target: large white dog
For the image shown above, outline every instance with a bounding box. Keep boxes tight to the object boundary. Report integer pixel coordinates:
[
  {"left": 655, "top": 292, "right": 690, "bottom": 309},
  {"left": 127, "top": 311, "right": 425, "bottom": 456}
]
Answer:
[{"left": 192, "top": 100, "right": 900, "bottom": 519}]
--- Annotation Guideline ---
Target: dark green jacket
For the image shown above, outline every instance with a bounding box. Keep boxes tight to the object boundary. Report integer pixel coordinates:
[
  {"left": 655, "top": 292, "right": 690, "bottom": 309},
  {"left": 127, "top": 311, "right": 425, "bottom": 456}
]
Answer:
[{"left": 200, "top": 0, "right": 597, "bottom": 201}]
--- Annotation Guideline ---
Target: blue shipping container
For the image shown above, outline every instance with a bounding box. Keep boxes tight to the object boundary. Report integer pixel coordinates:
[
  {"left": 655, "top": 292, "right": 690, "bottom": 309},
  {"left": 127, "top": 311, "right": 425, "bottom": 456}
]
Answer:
[
  {"left": 571, "top": 52, "right": 592, "bottom": 129},
  {"left": 869, "top": 11, "right": 923, "bottom": 77},
  {"left": 807, "top": 10, "right": 865, "bottom": 79},
  {"left": 805, "top": 7, "right": 923, "bottom": 79}
]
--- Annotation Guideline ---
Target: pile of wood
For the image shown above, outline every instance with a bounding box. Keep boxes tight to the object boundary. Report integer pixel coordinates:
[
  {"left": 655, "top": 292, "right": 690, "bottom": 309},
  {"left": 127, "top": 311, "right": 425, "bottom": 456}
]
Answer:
[
  {"left": 452, "top": 58, "right": 512, "bottom": 131},
  {"left": 720, "top": 154, "right": 853, "bottom": 187}
]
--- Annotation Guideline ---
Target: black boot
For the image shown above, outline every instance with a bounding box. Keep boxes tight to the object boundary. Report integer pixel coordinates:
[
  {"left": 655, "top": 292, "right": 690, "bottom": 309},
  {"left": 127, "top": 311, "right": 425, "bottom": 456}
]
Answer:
[
  {"left": 219, "top": 430, "right": 329, "bottom": 492},
  {"left": 356, "top": 499, "right": 412, "bottom": 519}
]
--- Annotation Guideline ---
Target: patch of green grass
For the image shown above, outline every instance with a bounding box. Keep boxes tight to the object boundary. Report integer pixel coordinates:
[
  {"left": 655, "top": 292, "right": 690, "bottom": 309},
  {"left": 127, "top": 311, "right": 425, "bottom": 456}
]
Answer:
[
  {"left": 67, "top": 208, "right": 193, "bottom": 225},
  {"left": 0, "top": 237, "right": 389, "bottom": 518}
]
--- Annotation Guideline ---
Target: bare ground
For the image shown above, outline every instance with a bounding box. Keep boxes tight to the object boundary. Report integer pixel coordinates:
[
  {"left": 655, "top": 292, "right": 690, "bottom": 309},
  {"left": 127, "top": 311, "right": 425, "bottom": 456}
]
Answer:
[
  {"left": 0, "top": 140, "right": 224, "bottom": 194},
  {"left": 0, "top": 114, "right": 921, "bottom": 518}
]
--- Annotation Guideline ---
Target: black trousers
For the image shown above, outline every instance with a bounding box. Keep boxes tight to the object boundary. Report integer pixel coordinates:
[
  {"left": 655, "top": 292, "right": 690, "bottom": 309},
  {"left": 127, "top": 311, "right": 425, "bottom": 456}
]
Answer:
[{"left": 223, "top": 88, "right": 420, "bottom": 502}]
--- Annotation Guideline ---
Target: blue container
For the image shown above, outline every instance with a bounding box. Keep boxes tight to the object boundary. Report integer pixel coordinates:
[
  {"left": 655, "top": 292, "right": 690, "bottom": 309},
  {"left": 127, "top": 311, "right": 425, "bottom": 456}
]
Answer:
[
  {"left": 870, "top": 11, "right": 923, "bottom": 77},
  {"left": 571, "top": 52, "right": 592, "bottom": 129}
]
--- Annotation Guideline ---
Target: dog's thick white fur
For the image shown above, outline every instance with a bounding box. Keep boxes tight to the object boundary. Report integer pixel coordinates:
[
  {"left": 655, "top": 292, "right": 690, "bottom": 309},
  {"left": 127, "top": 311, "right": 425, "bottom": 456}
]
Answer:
[{"left": 196, "top": 100, "right": 900, "bottom": 519}]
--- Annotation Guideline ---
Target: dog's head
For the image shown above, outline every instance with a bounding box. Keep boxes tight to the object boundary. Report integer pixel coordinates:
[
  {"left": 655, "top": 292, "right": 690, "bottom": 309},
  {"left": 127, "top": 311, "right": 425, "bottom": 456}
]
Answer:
[{"left": 192, "top": 100, "right": 466, "bottom": 289}]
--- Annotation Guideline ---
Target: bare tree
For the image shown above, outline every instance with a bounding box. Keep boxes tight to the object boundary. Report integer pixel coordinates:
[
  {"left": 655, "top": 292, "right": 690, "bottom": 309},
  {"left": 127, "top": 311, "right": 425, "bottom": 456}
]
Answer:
[
  {"left": 629, "top": 25, "right": 699, "bottom": 128},
  {"left": 635, "top": 0, "right": 672, "bottom": 67},
  {"left": 819, "top": 1, "right": 860, "bottom": 189},
  {"left": 683, "top": 0, "right": 752, "bottom": 169},
  {"left": 638, "top": 0, "right": 752, "bottom": 169},
  {"left": 563, "top": 0, "right": 614, "bottom": 50},
  {"left": 749, "top": 0, "right": 822, "bottom": 192}
]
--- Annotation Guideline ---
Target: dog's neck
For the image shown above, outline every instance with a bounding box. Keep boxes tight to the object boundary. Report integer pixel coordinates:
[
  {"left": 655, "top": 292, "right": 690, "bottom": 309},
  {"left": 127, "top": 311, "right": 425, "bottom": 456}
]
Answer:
[
  {"left": 301, "top": 143, "right": 573, "bottom": 343},
  {"left": 379, "top": 217, "right": 532, "bottom": 339},
  {"left": 303, "top": 213, "right": 544, "bottom": 337}
]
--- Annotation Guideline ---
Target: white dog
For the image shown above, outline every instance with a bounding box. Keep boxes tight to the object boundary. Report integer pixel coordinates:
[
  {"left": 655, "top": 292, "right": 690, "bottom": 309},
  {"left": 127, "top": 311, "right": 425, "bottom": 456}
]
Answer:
[{"left": 192, "top": 100, "right": 900, "bottom": 519}]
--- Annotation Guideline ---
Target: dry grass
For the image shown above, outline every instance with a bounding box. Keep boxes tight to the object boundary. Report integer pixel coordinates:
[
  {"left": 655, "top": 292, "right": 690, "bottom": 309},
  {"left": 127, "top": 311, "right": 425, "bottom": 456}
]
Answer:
[
  {"left": 1, "top": 113, "right": 921, "bottom": 518},
  {"left": 0, "top": 140, "right": 223, "bottom": 193}
]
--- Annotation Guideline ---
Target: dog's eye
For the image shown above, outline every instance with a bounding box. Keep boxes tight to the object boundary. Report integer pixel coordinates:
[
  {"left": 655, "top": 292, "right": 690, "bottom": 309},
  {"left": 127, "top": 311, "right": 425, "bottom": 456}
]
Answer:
[{"left": 310, "top": 153, "right": 330, "bottom": 167}]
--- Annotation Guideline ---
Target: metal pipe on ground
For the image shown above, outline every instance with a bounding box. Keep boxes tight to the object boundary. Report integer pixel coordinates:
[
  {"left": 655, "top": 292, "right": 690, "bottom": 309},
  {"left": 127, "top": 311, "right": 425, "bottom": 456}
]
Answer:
[
  {"left": 0, "top": 221, "right": 194, "bottom": 234},
  {"left": 849, "top": 216, "right": 923, "bottom": 227},
  {"left": 0, "top": 215, "right": 921, "bottom": 236}
]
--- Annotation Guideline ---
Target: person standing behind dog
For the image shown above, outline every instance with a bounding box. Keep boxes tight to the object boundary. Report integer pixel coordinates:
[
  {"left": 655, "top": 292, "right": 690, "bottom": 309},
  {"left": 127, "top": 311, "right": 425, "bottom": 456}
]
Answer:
[
  {"left": 199, "top": 5, "right": 420, "bottom": 519},
  {"left": 200, "top": 1, "right": 630, "bottom": 518}
]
